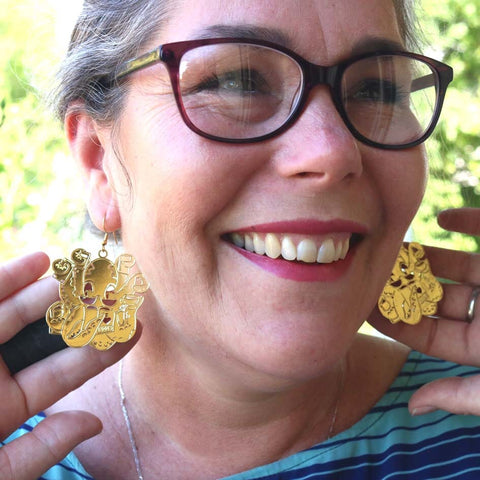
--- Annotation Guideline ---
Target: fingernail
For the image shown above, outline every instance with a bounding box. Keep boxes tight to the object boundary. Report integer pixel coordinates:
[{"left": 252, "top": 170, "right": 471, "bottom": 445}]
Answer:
[{"left": 411, "top": 406, "right": 437, "bottom": 416}]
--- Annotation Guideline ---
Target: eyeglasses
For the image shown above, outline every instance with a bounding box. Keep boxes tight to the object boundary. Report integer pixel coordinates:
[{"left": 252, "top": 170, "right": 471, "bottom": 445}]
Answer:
[{"left": 114, "top": 38, "right": 453, "bottom": 149}]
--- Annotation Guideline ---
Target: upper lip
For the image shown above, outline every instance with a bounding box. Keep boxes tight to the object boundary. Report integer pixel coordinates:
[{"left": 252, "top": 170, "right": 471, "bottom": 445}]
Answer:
[{"left": 225, "top": 219, "right": 369, "bottom": 236}]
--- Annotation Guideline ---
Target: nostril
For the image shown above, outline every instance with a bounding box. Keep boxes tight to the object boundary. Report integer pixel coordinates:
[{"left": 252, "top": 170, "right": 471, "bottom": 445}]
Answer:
[{"left": 297, "top": 171, "right": 325, "bottom": 178}]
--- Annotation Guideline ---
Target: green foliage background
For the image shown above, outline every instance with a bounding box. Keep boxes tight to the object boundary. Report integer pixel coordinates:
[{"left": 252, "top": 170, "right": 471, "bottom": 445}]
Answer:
[
  {"left": 0, "top": 0, "right": 84, "bottom": 261},
  {"left": 0, "top": 0, "right": 479, "bottom": 263},
  {"left": 413, "top": 0, "right": 480, "bottom": 251}
]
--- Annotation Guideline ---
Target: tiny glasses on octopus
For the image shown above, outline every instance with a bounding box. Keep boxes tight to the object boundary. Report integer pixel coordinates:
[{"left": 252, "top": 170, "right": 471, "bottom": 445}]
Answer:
[{"left": 112, "top": 38, "right": 453, "bottom": 149}]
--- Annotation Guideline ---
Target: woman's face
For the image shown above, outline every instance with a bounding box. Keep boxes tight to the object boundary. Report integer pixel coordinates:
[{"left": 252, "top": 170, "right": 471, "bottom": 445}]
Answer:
[{"left": 102, "top": 0, "right": 427, "bottom": 382}]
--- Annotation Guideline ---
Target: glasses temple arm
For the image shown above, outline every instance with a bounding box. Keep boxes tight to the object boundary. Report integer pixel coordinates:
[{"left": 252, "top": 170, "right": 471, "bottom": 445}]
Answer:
[
  {"left": 116, "top": 48, "right": 162, "bottom": 80},
  {"left": 410, "top": 73, "right": 436, "bottom": 93}
]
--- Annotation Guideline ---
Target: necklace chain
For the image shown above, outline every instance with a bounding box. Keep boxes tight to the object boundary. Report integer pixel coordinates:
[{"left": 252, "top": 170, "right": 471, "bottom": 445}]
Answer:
[
  {"left": 118, "top": 358, "right": 144, "bottom": 480},
  {"left": 327, "top": 361, "right": 345, "bottom": 439},
  {"left": 118, "top": 358, "right": 345, "bottom": 480}
]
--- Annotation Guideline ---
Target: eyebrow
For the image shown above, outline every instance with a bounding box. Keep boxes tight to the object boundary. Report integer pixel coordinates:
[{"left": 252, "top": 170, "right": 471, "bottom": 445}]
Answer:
[
  {"left": 191, "top": 25, "right": 406, "bottom": 57},
  {"left": 351, "top": 37, "right": 406, "bottom": 55},
  {"left": 193, "top": 24, "right": 292, "bottom": 47}
]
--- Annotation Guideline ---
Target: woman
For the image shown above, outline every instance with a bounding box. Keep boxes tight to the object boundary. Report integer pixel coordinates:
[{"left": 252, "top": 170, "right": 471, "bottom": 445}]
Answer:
[{"left": 2, "top": 0, "right": 480, "bottom": 478}]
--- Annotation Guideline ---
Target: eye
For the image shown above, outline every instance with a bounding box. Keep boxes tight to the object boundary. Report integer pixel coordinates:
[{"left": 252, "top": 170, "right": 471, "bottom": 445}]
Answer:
[
  {"left": 349, "top": 78, "right": 405, "bottom": 105},
  {"left": 81, "top": 283, "right": 96, "bottom": 305},
  {"left": 102, "top": 288, "right": 117, "bottom": 307},
  {"left": 190, "top": 69, "right": 270, "bottom": 95}
]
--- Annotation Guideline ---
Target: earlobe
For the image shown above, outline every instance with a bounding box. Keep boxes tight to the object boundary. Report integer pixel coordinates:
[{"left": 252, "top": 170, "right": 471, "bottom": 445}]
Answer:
[{"left": 65, "top": 107, "right": 121, "bottom": 232}]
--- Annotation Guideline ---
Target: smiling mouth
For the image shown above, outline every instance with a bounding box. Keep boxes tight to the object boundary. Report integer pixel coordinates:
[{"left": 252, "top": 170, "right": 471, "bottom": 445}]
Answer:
[{"left": 225, "top": 232, "right": 363, "bottom": 264}]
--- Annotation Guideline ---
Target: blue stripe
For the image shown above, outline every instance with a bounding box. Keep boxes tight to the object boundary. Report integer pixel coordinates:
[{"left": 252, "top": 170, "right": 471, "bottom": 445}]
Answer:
[
  {"left": 389, "top": 368, "right": 478, "bottom": 393},
  {"left": 56, "top": 461, "right": 95, "bottom": 480},
  {"left": 398, "top": 364, "right": 474, "bottom": 377},
  {"left": 407, "top": 356, "right": 445, "bottom": 363},
  {"left": 381, "top": 454, "right": 480, "bottom": 480},
  {"left": 369, "top": 401, "right": 410, "bottom": 413},
  {"left": 310, "top": 411, "right": 457, "bottom": 451},
  {"left": 321, "top": 427, "right": 480, "bottom": 470},
  {"left": 252, "top": 432, "right": 480, "bottom": 479},
  {"left": 434, "top": 467, "right": 480, "bottom": 480}
]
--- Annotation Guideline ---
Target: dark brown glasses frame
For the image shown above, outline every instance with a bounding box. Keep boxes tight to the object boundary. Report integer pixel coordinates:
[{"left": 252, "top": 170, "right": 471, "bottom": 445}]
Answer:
[{"left": 113, "top": 37, "right": 453, "bottom": 149}]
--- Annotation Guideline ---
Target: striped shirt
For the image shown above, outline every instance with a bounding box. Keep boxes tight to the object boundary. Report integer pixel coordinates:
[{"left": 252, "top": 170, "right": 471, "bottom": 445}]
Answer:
[{"left": 3, "top": 350, "right": 480, "bottom": 479}]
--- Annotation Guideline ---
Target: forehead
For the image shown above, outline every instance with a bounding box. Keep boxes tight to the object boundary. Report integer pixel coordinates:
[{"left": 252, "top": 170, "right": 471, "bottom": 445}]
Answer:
[{"left": 160, "top": 0, "right": 403, "bottom": 63}]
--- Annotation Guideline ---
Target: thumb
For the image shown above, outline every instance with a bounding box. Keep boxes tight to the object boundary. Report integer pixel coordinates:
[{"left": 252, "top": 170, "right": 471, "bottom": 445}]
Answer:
[{"left": 409, "top": 375, "right": 480, "bottom": 417}]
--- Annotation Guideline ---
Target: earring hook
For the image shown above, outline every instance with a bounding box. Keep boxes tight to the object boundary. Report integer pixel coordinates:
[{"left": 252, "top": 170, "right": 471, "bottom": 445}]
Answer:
[{"left": 99, "top": 215, "right": 118, "bottom": 257}]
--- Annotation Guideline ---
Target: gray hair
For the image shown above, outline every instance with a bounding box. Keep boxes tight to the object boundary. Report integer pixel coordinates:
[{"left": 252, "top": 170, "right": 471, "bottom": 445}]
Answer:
[
  {"left": 52, "top": 0, "right": 172, "bottom": 124},
  {"left": 394, "top": 0, "right": 421, "bottom": 51},
  {"left": 52, "top": 0, "right": 419, "bottom": 125}
]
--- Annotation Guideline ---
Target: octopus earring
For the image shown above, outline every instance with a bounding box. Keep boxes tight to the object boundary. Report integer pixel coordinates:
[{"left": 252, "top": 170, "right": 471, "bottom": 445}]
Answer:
[
  {"left": 378, "top": 242, "right": 443, "bottom": 325},
  {"left": 46, "top": 227, "right": 149, "bottom": 350}
]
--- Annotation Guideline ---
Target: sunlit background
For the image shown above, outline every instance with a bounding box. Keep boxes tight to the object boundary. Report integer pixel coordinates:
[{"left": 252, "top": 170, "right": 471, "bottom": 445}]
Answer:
[{"left": 0, "top": 0, "right": 479, "bottom": 265}]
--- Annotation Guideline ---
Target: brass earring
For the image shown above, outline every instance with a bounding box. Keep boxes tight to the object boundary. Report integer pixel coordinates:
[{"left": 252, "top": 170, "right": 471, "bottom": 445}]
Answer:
[
  {"left": 46, "top": 226, "right": 149, "bottom": 350},
  {"left": 378, "top": 242, "right": 443, "bottom": 325}
]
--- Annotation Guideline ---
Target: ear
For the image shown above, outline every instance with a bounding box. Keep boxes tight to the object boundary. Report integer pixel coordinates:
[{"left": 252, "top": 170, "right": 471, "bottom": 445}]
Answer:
[{"left": 65, "top": 106, "right": 121, "bottom": 233}]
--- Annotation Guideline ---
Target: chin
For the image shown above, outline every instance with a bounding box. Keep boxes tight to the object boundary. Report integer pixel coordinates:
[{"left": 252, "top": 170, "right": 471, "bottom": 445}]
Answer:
[{"left": 225, "top": 321, "right": 356, "bottom": 384}]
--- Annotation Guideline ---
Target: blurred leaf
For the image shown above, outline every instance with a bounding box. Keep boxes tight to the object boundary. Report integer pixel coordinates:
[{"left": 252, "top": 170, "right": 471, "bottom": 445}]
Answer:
[{"left": 413, "top": 0, "right": 480, "bottom": 252}]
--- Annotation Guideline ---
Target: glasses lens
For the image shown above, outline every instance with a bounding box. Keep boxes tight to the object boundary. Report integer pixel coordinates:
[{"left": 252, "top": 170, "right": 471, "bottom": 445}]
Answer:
[
  {"left": 342, "top": 55, "right": 439, "bottom": 146},
  {"left": 178, "top": 43, "right": 303, "bottom": 140}
]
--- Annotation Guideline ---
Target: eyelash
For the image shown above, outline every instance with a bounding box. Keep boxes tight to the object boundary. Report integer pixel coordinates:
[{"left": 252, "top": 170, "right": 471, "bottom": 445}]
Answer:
[
  {"left": 348, "top": 79, "right": 408, "bottom": 104},
  {"left": 187, "top": 69, "right": 269, "bottom": 95}
]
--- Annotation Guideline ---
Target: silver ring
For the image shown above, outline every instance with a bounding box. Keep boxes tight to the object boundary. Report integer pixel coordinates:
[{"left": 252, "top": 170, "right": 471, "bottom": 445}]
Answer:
[{"left": 467, "top": 287, "right": 480, "bottom": 323}]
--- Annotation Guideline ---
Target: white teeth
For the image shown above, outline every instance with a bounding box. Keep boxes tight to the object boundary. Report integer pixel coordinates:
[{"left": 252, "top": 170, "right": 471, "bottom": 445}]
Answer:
[
  {"left": 317, "top": 238, "right": 335, "bottom": 263},
  {"left": 231, "top": 232, "right": 351, "bottom": 264},
  {"left": 281, "top": 236, "right": 297, "bottom": 261},
  {"left": 265, "top": 233, "right": 281, "bottom": 259},
  {"left": 297, "top": 239, "right": 317, "bottom": 263},
  {"left": 244, "top": 234, "right": 255, "bottom": 252},
  {"left": 253, "top": 233, "right": 266, "bottom": 255},
  {"left": 335, "top": 241, "right": 344, "bottom": 259}
]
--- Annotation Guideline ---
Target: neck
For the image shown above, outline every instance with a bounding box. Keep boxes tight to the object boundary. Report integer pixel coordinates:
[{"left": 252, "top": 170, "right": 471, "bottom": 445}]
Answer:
[{"left": 120, "top": 333, "right": 347, "bottom": 477}]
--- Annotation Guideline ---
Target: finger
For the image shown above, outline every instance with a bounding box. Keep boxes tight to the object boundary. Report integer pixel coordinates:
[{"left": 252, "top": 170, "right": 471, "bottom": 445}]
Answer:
[
  {"left": 435, "top": 283, "right": 474, "bottom": 322},
  {"left": 0, "top": 276, "right": 59, "bottom": 343},
  {"left": 368, "top": 309, "right": 474, "bottom": 366},
  {"left": 0, "top": 253, "right": 50, "bottom": 302},
  {"left": 6, "top": 323, "right": 141, "bottom": 426},
  {"left": 423, "top": 245, "right": 480, "bottom": 285},
  {"left": 438, "top": 208, "right": 480, "bottom": 236},
  {"left": 0, "top": 411, "right": 101, "bottom": 480},
  {"left": 409, "top": 375, "right": 480, "bottom": 416}
]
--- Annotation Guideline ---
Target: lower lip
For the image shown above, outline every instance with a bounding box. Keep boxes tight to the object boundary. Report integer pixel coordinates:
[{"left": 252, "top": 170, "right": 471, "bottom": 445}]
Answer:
[{"left": 233, "top": 246, "right": 354, "bottom": 282}]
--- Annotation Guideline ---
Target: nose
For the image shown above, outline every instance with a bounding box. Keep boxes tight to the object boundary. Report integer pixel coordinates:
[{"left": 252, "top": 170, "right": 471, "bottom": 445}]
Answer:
[{"left": 273, "top": 88, "right": 363, "bottom": 188}]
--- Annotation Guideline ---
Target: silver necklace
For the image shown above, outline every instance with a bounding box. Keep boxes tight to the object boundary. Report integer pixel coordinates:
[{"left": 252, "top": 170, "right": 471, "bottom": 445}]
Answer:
[
  {"left": 327, "top": 361, "right": 345, "bottom": 440},
  {"left": 118, "top": 358, "right": 144, "bottom": 480},
  {"left": 118, "top": 358, "right": 345, "bottom": 479}
]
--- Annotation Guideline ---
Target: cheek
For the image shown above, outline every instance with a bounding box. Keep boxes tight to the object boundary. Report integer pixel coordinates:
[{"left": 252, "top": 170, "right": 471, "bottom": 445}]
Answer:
[
  {"left": 114, "top": 86, "right": 275, "bottom": 233},
  {"left": 368, "top": 148, "right": 427, "bottom": 288},
  {"left": 375, "top": 147, "right": 427, "bottom": 232},
  {"left": 126, "top": 132, "right": 266, "bottom": 231},
  {"left": 114, "top": 107, "right": 271, "bottom": 286}
]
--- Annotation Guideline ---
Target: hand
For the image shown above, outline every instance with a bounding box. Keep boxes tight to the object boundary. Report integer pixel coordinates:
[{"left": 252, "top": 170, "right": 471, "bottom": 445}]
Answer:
[
  {"left": 368, "top": 208, "right": 480, "bottom": 416},
  {"left": 0, "top": 252, "right": 141, "bottom": 479}
]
